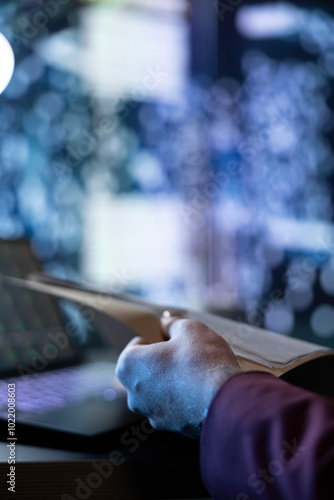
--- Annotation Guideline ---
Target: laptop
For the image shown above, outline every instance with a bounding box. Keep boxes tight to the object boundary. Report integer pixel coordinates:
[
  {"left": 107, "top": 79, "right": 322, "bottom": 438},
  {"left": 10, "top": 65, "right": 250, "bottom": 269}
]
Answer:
[{"left": 0, "top": 239, "right": 140, "bottom": 444}]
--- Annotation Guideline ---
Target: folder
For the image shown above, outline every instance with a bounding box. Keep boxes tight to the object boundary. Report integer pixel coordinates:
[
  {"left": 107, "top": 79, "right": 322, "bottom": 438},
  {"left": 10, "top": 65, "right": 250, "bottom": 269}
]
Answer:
[{"left": 4, "top": 273, "right": 332, "bottom": 378}]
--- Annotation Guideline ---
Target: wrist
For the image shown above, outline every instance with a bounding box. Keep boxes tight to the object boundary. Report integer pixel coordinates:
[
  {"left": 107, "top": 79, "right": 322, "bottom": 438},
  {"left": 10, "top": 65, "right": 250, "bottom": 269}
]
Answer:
[
  {"left": 210, "top": 363, "right": 241, "bottom": 399},
  {"left": 184, "top": 365, "right": 241, "bottom": 440}
]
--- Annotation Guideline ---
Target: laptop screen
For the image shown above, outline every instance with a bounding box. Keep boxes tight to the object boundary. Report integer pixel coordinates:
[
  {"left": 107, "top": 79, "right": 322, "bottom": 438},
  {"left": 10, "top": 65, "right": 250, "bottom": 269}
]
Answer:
[
  {"left": 0, "top": 240, "right": 81, "bottom": 377},
  {"left": 0, "top": 240, "right": 42, "bottom": 280},
  {"left": 0, "top": 283, "right": 80, "bottom": 376}
]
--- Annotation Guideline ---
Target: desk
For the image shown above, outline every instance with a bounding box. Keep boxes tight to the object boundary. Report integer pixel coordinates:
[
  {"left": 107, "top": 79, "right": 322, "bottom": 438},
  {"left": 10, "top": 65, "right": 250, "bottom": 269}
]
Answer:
[{"left": 0, "top": 429, "right": 211, "bottom": 499}]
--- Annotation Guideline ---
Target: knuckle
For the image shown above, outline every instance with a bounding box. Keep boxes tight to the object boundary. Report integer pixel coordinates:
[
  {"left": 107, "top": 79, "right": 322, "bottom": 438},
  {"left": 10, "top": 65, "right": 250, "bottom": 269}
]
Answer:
[
  {"left": 115, "top": 355, "right": 132, "bottom": 384},
  {"left": 148, "top": 418, "right": 158, "bottom": 429},
  {"left": 114, "top": 361, "right": 122, "bottom": 380},
  {"left": 127, "top": 396, "right": 141, "bottom": 415},
  {"left": 184, "top": 319, "right": 202, "bottom": 328},
  {"left": 148, "top": 417, "right": 165, "bottom": 432},
  {"left": 128, "top": 401, "right": 137, "bottom": 413},
  {"left": 182, "top": 319, "right": 207, "bottom": 337}
]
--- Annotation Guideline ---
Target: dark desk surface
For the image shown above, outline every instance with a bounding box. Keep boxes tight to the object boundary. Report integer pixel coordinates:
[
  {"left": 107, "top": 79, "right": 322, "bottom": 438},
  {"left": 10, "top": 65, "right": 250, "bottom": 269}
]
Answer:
[{"left": 0, "top": 427, "right": 211, "bottom": 499}]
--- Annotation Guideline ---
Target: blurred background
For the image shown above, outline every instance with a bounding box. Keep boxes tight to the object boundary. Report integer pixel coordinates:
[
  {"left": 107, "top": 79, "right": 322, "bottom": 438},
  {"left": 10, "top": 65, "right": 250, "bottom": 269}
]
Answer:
[{"left": 1, "top": 0, "right": 334, "bottom": 347}]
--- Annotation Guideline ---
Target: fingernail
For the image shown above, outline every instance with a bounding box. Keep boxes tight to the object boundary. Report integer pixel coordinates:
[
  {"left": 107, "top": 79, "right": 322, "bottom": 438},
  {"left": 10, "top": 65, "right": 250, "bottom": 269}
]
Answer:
[{"left": 161, "top": 310, "right": 185, "bottom": 319}]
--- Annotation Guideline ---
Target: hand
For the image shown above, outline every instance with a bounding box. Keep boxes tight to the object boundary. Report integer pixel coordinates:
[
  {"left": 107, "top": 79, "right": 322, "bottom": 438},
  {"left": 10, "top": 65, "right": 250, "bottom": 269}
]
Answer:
[{"left": 115, "top": 312, "right": 241, "bottom": 438}]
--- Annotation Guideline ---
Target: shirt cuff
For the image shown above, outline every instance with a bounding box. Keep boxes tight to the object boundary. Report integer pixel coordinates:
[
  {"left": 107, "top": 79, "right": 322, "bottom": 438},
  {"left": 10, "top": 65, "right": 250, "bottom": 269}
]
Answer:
[{"left": 200, "top": 371, "right": 277, "bottom": 494}]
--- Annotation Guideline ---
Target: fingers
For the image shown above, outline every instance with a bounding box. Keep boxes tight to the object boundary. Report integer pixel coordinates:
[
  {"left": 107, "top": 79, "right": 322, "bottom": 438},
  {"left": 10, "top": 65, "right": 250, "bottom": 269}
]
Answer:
[
  {"left": 126, "top": 336, "right": 150, "bottom": 348},
  {"left": 160, "top": 310, "right": 186, "bottom": 339},
  {"left": 115, "top": 336, "right": 149, "bottom": 383},
  {"left": 118, "top": 335, "right": 149, "bottom": 359},
  {"left": 161, "top": 311, "right": 214, "bottom": 342}
]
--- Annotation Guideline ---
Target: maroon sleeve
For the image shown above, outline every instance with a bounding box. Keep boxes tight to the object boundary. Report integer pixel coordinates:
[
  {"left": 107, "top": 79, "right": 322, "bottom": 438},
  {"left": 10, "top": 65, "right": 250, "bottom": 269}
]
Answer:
[{"left": 200, "top": 371, "right": 334, "bottom": 500}]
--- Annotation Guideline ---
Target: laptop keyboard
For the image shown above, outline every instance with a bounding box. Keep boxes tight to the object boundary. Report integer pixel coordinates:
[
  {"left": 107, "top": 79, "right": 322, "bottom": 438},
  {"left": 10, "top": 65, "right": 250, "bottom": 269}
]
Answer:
[{"left": 0, "top": 362, "right": 126, "bottom": 416}]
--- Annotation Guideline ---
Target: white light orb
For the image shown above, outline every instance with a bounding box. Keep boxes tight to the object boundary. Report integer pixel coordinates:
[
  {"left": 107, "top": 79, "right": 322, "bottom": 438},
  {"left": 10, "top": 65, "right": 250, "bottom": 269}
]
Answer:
[{"left": 0, "top": 33, "right": 15, "bottom": 95}]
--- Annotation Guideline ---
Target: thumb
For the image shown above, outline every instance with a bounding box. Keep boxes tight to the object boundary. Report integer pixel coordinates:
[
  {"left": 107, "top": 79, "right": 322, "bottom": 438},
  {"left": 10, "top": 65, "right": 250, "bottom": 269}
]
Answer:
[{"left": 160, "top": 310, "right": 186, "bottom": 339}]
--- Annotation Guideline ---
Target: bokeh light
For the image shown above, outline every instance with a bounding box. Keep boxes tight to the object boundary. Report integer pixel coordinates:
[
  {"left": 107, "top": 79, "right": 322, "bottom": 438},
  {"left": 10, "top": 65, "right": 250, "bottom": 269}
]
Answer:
[
  {"left": 1, "top": 0, "right": 334, "bottom": 346},
  {"left": 311, "top": 305, "right": 334, "bottom": 339},
  {"left": 0, "top": 32, "right": 15, "bottom": 94}
]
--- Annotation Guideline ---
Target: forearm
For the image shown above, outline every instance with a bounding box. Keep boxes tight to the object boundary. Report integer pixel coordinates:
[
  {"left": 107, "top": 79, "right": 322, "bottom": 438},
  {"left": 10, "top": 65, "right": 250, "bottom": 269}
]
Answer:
[{"left": 200, "top": 372, "right": 334, "bottom": 500}]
